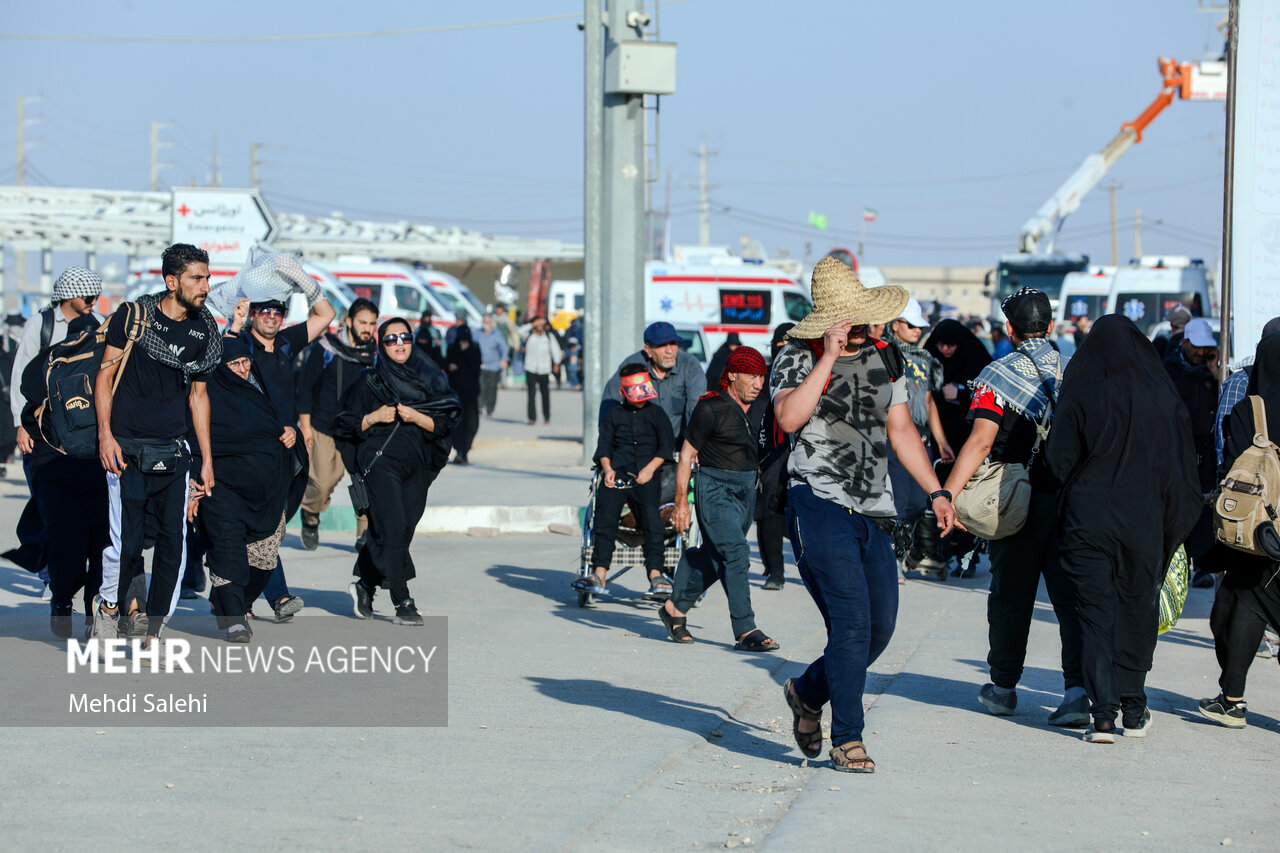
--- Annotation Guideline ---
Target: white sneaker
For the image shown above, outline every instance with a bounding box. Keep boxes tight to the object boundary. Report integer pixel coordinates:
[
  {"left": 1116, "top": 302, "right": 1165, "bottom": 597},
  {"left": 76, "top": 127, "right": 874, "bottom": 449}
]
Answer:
[
  {"left": 41, "top": 583, "right": 52, "bottom": 602},
  {"left": 1083, "top": 724, "right": 1116, "bottom": 744},
  {"left": 92, "top": 596, "right": 120, "bottom": 641}
]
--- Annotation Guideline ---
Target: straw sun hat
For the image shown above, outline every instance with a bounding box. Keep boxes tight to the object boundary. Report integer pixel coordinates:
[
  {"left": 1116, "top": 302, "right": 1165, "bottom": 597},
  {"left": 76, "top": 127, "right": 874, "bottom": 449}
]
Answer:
[{"left": 788, "top": 256, "right": 910, "bottom": 340}]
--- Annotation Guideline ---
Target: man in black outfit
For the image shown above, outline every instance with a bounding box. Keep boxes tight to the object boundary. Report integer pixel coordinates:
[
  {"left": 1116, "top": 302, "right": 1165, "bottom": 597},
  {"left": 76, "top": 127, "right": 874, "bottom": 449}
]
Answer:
[
  {"left": 659, "top": 347, "right": 779, "bottom": 651},
  {"left": 93, "top": 243, "right": 222, "bottom": 655},
  {"left": 226, "top": 288, "right": 335, "bottom": 620},
  {"left": 574, "top": 363, "right": 675, "bottom": 600},
  {"left": 297, "top": 298, "right": 378, "bottom": 550}
]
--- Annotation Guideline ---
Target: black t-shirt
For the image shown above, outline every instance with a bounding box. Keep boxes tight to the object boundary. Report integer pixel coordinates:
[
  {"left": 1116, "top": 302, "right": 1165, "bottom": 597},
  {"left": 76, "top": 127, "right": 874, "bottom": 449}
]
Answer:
[
  {"left": 685, "top": 392, "right": 767, "bottom": 472},
  {"left": 107, "top": 304, "right": 212, "bottom": 440},
  {"left": 241, "top": 323, "right": 310, "bottom": 424},
  {"left": 593, "top": 401, "right": 675, "bottom": 477},
  {"left": 968, "top": 389, "right": 1058, "bottom": 492}
]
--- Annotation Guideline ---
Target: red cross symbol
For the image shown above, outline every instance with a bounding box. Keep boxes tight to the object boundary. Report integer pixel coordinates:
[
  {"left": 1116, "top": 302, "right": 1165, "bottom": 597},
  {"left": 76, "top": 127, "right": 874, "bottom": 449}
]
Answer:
[{"left": 177, "top": 204, "right": 191, "bottom": 217}]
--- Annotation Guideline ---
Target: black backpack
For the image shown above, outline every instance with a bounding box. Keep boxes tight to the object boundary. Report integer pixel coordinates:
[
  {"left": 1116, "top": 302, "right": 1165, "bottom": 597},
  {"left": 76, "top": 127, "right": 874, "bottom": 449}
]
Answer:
[{"left": 35, "top": 303, "right": 146, "bottom": 458}]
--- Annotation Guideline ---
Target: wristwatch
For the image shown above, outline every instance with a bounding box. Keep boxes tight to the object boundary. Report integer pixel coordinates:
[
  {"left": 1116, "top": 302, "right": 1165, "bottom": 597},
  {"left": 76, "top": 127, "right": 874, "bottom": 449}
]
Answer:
[{"left": 929, "top": 489, "right": 953, "bottom": 503}]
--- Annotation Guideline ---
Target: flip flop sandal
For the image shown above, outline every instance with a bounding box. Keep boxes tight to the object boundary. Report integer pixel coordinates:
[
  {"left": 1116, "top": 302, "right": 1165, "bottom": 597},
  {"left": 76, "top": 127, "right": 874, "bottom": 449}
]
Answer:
[
  {"left": 784, "top": 679, "right": 823, "bottom": 759},
  {"left": 643, "top": 574, "right": 673, "bottom": 601},
  {"left": 733, "top": 629, "right": 780, "bottom": 652},
  {"left": 571, "top": 576, "right": 607, "bottom": 596},
  {"left": 830, "top": 741, "right": 876, "bottom": 774},
  {"left": 658, "top": 605, "right": 694, "bottom": 643}
]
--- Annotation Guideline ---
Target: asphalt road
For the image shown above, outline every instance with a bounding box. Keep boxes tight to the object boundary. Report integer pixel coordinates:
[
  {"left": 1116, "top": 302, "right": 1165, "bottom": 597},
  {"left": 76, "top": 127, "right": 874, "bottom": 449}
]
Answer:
[{"left": 1, "top": 442, "right": 1277, "bottom": 850}]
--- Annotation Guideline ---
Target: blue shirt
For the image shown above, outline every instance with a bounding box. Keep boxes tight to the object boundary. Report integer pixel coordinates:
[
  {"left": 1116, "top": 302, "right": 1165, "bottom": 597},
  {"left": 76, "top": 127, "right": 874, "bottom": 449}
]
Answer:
[
  {"left": 476, "top": 328, "right": 508, "bottom": 372},
  {"left": 992, "top": 338, "right": 1015, "bottom": 359},
  {"left": 1216, "top": 365, "right": 1250, "bottom": 467}
]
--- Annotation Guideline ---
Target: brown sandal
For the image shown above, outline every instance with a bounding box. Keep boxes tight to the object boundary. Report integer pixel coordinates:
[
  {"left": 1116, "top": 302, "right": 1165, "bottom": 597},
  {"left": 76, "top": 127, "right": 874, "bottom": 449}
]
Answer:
[
  {"left": 784, "top": 679, "right": 823, "bottom": 759},
  {"left": 830, "top": 741, "right": 876, "bottom": 774}
]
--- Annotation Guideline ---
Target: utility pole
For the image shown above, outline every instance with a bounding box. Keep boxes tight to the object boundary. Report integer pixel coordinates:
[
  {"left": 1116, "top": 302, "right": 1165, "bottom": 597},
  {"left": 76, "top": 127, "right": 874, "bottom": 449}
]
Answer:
[
  {"left": 581, "top": 0, "right": 605, "bottom": 464},
  {"left": 15, "top": 96, "right": 26, "bottom": 187},
  {"left": 1133, "top": 208, "right": 1143, "bottom": 258},
  {"left": 249, "top": 140, "right": 262, "bottom": 188},
  {"left": 1107, "top": 181, "right": 1121, "bottom": 266},
  {"left": 694, "top": 137, "right": 717, "bottom": 246},
  {"left": 149, "top": 121, "right": 173, "bottom": 191},
  {"left": 209, "top": 132, "right": 221, "bottom": 187}
]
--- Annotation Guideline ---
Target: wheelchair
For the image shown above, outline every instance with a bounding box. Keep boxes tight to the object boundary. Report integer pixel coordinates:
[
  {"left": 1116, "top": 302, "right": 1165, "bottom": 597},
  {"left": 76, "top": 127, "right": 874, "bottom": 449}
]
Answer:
[{"left": 574, "top": 462, "right": 699, "bottom": 607}]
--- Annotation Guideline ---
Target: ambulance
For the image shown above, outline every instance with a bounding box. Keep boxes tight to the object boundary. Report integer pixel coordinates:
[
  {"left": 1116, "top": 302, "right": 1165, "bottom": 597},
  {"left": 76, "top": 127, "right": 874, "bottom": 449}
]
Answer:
[{"left": 314, "top": 259, "right": 457, "bottom": 334}]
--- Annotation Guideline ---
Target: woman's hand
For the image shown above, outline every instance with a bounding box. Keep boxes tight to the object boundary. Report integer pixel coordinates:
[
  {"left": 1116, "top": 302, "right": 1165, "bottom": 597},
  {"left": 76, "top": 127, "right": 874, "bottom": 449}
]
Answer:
[
  {"left": 943, "top": 383, "right": 959, "bottom": 402},
  {"left": 365, "top": 405, "right": 396, "bottom": 429},
  {"left": 280, "top": 426, "right": 297, "bottom": 448},
  {"left": 396, "top": 403, "right": 434, "bottom": 432}
]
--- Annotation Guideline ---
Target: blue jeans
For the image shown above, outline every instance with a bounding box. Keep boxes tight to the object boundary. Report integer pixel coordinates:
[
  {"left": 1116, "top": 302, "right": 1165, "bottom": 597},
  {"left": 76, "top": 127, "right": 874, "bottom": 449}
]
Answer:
[
  {"left": 786, "top": 483, "right": 898, "bottom": 745},
  {"left": 670, "top": 467, "right": 758, "bottom": 639}
]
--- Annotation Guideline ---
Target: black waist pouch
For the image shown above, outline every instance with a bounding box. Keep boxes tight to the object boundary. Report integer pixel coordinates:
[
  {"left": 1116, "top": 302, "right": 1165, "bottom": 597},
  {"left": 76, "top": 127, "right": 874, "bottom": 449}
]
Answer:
[{"left": 120, "top": 438, "right": 188, "bottom": 475}]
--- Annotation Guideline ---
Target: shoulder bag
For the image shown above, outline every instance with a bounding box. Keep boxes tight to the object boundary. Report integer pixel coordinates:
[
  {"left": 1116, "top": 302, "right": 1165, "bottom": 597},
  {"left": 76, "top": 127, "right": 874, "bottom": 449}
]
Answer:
[
  {"left": 348, "top": 421, "right": 400, "bottom": 514},
  {"left": 953, "top": 354, "right": 1059, "bottom": 541}
]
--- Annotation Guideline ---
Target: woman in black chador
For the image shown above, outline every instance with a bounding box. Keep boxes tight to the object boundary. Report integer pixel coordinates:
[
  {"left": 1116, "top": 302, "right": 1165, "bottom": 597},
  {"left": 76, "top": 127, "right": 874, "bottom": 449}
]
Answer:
[
  {"left": 334, "top": 318, "right": 460, "bottom": 626},
  {"left": 445, "top": 324, "right": 482, "bottom": 465},
  {"left": 1046, "top": 314, "right": 1201, "bottom": 742},
  {"left": 196, "top": 338, "right": 295, "bottom": 642}
]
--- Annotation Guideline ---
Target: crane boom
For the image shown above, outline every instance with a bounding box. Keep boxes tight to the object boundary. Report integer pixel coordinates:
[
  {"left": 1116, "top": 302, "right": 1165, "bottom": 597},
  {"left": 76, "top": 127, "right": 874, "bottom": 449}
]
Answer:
[{"left": 1017, "top": 57, "right": 1225, "bottom": 254}]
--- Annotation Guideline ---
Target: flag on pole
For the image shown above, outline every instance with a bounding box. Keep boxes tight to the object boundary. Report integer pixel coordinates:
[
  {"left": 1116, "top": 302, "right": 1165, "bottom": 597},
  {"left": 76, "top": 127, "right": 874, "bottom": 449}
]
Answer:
[
  {"left": 862, "top": 207, "right": 878, "bottom": 223},
  {"left": 808, "top": 211, "right": 829, "bottom": 230}
]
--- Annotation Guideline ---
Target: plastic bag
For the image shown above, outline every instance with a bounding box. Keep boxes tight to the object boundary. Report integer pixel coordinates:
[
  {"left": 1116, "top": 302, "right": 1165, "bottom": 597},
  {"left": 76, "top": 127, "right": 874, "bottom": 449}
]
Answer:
[
  {"left": 206, "top": 245, "right": 318, "bottom": 318},
  {"left": 1158, "top": 545, "right": 1189, "bottom": 635}
]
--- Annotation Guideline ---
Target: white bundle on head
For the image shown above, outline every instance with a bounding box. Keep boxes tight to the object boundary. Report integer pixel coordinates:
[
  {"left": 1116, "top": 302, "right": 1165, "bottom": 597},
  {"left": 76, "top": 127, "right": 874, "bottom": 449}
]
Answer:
[{"left": 206, "top": 245, "right": 321, "bottom": 318}]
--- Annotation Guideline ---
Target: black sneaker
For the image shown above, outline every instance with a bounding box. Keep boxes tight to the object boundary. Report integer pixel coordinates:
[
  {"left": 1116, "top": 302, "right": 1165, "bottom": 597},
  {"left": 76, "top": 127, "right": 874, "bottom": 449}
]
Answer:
[
  {"left": 301, "top": 522, "right": 319, "bottom": 551},
  {"left": 392, "top": 598, "right": 424, "bottom": 626},
  {"left": 1198, "top": 694, "right": 1247, "bottom": 728},
  {"left": 977, "top": 682, "right": 1017, "bottom": 716},
  {"left": 354, "top": 531, "right": 370, "bottom": 552},
  {"left": 225, "top": 624, "right": 251, "bottom": 643},
  {"left": 273, "top": 595, "right": 303, "bottom": 623},
  {"left": 50, "top": 603, "right": 74, "bottom": 639},
  {"left": 349, "top": 581, "right": 374, "bottom": 620},
  {"left": 763, "top": 575, "right": 785, "bottom": 591}
]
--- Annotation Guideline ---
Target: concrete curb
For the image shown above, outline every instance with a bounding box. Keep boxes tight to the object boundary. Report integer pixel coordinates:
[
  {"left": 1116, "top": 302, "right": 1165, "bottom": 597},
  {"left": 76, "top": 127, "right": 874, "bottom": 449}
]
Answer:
[{"left": 288, "top": 504, "right": 584, "bottom": 535}]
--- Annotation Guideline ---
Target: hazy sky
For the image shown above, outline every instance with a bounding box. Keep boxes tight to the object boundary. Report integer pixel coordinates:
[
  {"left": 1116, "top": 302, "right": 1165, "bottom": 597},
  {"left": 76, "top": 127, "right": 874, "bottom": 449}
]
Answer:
[{"left": 0, "top": 0, "right": 1229, "bottom": 271}]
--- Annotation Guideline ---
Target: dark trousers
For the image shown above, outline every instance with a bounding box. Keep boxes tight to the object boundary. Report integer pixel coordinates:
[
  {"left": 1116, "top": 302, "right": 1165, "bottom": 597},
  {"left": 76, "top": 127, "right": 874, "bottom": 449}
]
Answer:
[
  {"left": 262, "top": 558, "right": 289, "bottom": 606},
  {"left": 356, "top": 461, "right": 437, "bottom": 603},
  {"left": 104, "top": 465, "right": 187, "bottom": 636},
  {"left": 671, "top": 467, "right": 758, "bottom": 639},
  {"left": 480, "top": 369, "right": 501, "bottom": 415},
  {"left": 1059, "top": 544, "right": 1162, "bottom": 724},
  {"left": 526, "top": 372, "right": 550, "bottom": 422},
  {"left": 986, "top": 491, "right": 1083, "bottom": 691},
  {"left": 590, "top": 476, "right": 664, "bottom": 572},
  {"left": 757, "top": 512, "right": 786, "bottom": 580},
  {"left": 454, "top": 398, "right": 479, "bottom": 459},
  {"left": 786, "top": 483, "right": 898, "bottom": 745},
  {"left": 35, "top": 457, "right": 108, "bottom": 612},
  {"left": 201, "top": 488, "right": 275, "bottom": 628},
  {"left": 887, "top": 442, "right": 929, "bottom": 526},
  {"left": 1210, "top": 576, "right": 1280, "bottom": 698}
]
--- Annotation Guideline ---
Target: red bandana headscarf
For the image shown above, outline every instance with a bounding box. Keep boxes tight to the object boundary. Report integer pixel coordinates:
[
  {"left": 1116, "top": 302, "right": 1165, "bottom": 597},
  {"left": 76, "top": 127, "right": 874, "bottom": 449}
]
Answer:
[{"left": 719, "top": 346, "right": 768, "bottom": 389}]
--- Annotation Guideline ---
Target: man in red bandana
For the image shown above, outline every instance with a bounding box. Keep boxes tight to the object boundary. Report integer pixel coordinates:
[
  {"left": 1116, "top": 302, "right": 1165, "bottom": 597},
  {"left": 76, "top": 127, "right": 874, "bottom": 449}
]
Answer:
[
  {"left": 659, "top": 347, "right": 780, "bottom": 651},
  {"left": 574, "top": 364, "right": 675, "bottom": 598}
]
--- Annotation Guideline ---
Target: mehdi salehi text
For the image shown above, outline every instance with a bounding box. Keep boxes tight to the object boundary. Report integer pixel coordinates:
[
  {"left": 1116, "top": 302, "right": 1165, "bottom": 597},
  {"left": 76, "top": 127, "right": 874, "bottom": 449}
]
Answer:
[{"left": 69, "top": 691, "right": 207, "bottom": 714}]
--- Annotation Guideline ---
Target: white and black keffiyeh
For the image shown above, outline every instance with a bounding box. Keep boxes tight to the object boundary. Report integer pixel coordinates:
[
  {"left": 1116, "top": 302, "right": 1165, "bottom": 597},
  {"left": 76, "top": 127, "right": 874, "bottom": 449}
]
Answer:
[
  {"left": 51, "top": 267, "right": 102, "bottom": 305},
  {"left": 206, "top": 246, "right": 322, "bottom": 318},
  {"left": 135, "top": 292, "right": 222, "bottom": 377}
]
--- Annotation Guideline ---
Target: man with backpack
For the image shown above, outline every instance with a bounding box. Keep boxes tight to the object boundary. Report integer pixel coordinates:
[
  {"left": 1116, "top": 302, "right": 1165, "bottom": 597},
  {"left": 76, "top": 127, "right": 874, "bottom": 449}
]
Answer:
[
  {"left": 93, "top": 244, "right": 222, "bottom": 655},
  {"left": 771, "top": 257, "right": 955, "bottom": 773},
  {"left": 297, "top": 297, "right": 378, "bottom": 550},
  {"left": 10, "top": 267, "right": 103, "bottom": 458},
  {"left": 225, "top": 286, "right": 336, "bottom": 621}
]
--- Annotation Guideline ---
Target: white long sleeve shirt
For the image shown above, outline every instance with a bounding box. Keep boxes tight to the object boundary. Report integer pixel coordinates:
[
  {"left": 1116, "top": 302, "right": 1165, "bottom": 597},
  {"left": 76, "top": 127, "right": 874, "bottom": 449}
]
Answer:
[{"left": 521, "top": 330, "right": 562, "bottom": 375}]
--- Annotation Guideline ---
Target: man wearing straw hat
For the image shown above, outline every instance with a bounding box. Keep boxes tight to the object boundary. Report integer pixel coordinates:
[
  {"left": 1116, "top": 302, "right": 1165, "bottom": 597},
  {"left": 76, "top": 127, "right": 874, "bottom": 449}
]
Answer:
[{"left": 772, "top": 257, "right": 956, "bottom": 773}]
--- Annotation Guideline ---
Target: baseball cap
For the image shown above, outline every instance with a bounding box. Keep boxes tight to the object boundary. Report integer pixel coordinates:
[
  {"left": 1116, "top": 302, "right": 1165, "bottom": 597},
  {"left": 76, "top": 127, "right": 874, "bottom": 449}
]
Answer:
[
  {"left": 897, "top": 298, "right": 929, "bottom": 329},
  {"left": 643, "top": 321, "right": 680, "bottom": 347},
  {"left": 1184, "top": 318, "right": 1217, "bottom": 348}
]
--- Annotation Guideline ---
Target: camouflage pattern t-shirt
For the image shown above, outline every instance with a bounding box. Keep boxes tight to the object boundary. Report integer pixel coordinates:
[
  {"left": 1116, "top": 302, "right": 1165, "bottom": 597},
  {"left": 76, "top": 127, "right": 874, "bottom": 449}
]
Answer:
[{"left": 769, "top": 341, "right": 907, "bottom": 517}]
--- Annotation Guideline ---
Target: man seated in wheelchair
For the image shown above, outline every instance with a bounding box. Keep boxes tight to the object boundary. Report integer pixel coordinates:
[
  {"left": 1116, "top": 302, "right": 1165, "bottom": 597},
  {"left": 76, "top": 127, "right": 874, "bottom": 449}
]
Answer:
[{"left": 575, "top": 363, "right": 676, "bottom": 600}]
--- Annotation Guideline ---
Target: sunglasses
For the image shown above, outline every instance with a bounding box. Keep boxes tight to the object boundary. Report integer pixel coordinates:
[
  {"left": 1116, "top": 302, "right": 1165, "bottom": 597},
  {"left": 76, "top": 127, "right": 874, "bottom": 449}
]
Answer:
[
  {"left": 80, "top": 293, "right": 101, "bottom": 303},
  {"left": 254, "top": 307, "right": 285, "bottom": 318},
  {"left": 383, "top": 332, "right": 414, "bottom": 346}
]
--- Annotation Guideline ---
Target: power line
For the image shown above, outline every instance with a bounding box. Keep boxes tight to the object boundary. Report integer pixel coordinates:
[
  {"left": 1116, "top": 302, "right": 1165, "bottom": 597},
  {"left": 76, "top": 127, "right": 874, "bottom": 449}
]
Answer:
[{"left": 0, "top": 6, "right": 693, "bottom": 43}]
